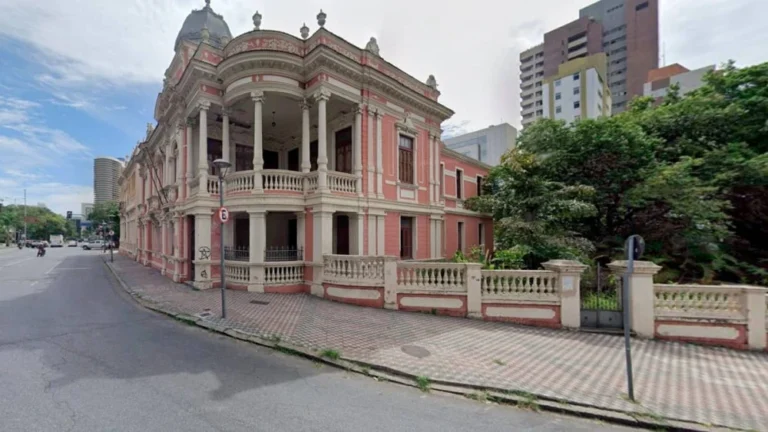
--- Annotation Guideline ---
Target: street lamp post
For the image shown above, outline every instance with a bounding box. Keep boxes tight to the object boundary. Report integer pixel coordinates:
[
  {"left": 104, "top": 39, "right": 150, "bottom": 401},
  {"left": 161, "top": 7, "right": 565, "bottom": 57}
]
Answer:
[{"left": 212, "top": 158, "right": 232, "bottom": 319}]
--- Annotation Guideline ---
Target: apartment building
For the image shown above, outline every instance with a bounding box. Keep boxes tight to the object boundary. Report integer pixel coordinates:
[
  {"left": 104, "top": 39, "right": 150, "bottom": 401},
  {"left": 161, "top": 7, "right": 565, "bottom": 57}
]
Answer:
[
  {"left": 93, "top": 157, "right": 124, "bottom": 204},
  {"left": 542, "top": 53, "right": 611, "bottom": 124},
  {"left": 520, "top": 0, "right": 658, "bottom": 127}
]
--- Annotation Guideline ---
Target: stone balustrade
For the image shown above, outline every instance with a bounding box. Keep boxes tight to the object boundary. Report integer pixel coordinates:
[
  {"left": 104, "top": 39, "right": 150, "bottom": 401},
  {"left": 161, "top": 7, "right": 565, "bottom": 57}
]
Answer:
[
  {"left": 305, "top": 172, "right": 319, "bottom": 194},
  {"left": 480, "top": 269, "right": 559, "bottom": 302},
  {"left": 323, "top": 255, "right": 386, "bottom": 286},
  {"left": 207, "top": 178, "right": 220, "bottom": 195},
  {"left": 328, "top": 171, "right": 356, "bottom": 194},
  {"left": 224, "top": 261, "right": 250, "bottom": 283},
  {"left": 226, "top": 170, "right": 254, "bottom": 193},
  {"left": 262, "top": 169, "right": 304, "bottom": 192},
  {"left": 654, "top": 284, "right": 748, "bottom": 321},
  {"left": 397, "top": 262, "right": 467, "bottom": 293},
  {"left": 264, "top": 262, "right": 304, "bottom": 285}
]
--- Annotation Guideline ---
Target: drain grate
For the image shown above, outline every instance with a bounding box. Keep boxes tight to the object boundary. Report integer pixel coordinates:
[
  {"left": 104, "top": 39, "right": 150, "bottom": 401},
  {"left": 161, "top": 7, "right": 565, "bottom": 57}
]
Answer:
[
  {"left": 250, "top": 300, "right": 270, "bottom": 305},
  {"left": 401, "top": 345, "right": 431, "bottom": 359}
]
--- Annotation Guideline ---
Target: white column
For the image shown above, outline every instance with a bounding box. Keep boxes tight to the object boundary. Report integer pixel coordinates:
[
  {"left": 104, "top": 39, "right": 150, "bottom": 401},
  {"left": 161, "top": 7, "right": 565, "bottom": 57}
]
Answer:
[
  {"left": 185, "top": 119, "right": 194, "bottom": 198},
  {"left": 367, "top": 214, "right": 377, "bottom": 255},
  {"left": 366, "top": 108, "right": 375, "bottom": 198},
  {"left": 376, "top": 214, "right": 385, "bottom": 256},
  {"left": 428, "top": 133, "right": 434, "bottom": 203},
  {"left": 296, "top": 211, "right": 306, "bottom": 253},
  {"left": 251, "top": 91, "right": 265, "bottom": 192},
  {"left": 354, "top": 105, "right": 363, "bottom": 195},
  {"left": 312, "top": 209, "right": 333, "bottom": 262},
  {"left": 315, "top": 89, "right": 330, "bottom": 192},
  {"left": 351, "top": 212, "right": 364, "bottom": 255},
  {"left": 300, "top": 99, "right": 311, "bottom": 173},
  {"left": 375, "top": 111, "right": 384, "bottom": 198},
  {"left": 249, "top": 211, "right": 266, "bottom": 264},
  {"left": 175, "top": 126, "right": 183, "bottom": 187},
  {"left": 197, "top": 102, "right": 209, "bottom": 196},
  {"left": 173, "top": 216, "right": 182, "bottom": 282},
  {"left": 222, "top": 108, "right": 231, "bottom": 163},
  {"left": 193, "top": 213, "right": 212, "bottom": 289}
]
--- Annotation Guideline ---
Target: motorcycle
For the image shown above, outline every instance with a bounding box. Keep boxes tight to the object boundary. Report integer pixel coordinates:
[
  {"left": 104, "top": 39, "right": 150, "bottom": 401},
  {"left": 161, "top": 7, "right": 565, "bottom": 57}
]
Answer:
[
  {"left": 17, "top": 243, "right": 22, "bottom": 250},
  {"left": 36, "top": 246, "right": 46, "bottom": 257}
]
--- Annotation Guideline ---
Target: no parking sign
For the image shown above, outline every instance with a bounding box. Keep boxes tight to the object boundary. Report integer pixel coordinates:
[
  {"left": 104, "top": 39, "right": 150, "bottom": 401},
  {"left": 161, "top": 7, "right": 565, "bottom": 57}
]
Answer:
[{"left": 217, "top": 207, "right": 230, "bottom": 224}]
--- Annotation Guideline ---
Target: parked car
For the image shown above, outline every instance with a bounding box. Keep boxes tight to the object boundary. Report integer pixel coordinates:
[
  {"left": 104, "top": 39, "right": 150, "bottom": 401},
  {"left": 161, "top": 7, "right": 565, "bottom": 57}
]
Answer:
[
  {"left": 67, "top": 240, "right": 78, "bottom": 247},
  {"left": 81, "top": 240, "right": 104, "bottom": 250}
]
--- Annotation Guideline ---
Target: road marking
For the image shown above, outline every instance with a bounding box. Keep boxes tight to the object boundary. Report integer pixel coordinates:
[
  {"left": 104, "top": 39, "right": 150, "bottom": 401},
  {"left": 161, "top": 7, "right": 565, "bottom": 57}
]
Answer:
[
  {"left": 50, "top": 268, "right": 91, "bottom": 271},
  {"left": 0, "top": 257, "right": 34, "bottom": 268}
]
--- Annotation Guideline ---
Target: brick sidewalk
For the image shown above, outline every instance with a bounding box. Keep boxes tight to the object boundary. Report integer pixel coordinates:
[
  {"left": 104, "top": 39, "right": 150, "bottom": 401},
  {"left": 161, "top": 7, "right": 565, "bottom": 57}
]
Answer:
[{"left": 107, "top": 255, "right": 768, "bottom": 430}]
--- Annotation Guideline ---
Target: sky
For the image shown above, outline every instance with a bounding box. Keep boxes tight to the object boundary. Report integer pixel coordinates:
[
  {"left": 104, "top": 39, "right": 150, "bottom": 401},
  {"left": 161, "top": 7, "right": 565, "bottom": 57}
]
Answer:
[{"left": 0, "top": 0, "right": 765, "bottom": 216}]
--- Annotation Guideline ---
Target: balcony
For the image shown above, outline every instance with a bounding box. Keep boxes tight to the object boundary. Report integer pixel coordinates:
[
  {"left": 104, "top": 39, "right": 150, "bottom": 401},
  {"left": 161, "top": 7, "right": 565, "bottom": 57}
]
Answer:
[{"left": 217, "top": 169, "right": 359, "bottom": 197}]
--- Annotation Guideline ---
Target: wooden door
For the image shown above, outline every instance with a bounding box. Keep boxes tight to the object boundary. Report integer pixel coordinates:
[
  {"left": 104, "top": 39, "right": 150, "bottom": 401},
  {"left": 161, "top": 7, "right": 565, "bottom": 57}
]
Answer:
[
  {"left": 336, "top": 215, "right": 350, "bottom": 255},
  {"left": 400, "top": 217, "right": 413, "bottom": 259},
  {"left": 335, "top": 127, "right": 352, "bottom": 173}
]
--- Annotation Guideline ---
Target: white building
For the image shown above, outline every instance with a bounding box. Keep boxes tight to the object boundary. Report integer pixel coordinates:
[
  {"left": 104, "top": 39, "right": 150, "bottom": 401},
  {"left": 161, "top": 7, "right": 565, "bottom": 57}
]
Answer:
[
  {"left": 93, "top": 157, "right": 124, "bottom": 204},
  {"left": 542, "top": 53, "right": 611, "bottom": 124},
  {"left": 443, "top": 123, "right": 518, "bottom": 166},
  {"left": 643, "top": 64, "right": 715, "bottom": 100}
]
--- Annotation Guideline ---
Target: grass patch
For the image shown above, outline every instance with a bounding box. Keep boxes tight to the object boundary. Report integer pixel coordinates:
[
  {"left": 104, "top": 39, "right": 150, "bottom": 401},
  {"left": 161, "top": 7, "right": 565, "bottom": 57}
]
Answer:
[
  {"left": 493, "top": 359, "right": 506, "bottom": 366},
  {"left": 507, "top": 390, "right": 539, "bottom": 411},
  {"left": 415, "top": 376, "right": 431, "bottom": 392},
  {"left": 360, "top": 366, "right": 371, "bottom": 376},
  {"left": 319, "top": 348, "right": 340, "bottom": 360},
  {"left": 467, "top": 391, "right": 490, "bottom": 402},
  {"left": 581, "top": 291, "right": 620, "bottom": 310}
]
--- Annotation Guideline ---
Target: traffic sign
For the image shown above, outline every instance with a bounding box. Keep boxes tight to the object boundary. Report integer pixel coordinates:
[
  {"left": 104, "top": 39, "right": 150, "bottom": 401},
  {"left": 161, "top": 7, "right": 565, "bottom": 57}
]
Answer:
[{"left": 217, "top": 207, "right": 230, "bottom": 223}]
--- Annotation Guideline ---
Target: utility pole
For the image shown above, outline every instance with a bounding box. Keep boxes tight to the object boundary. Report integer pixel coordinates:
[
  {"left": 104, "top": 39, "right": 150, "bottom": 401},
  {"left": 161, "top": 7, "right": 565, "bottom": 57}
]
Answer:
[{"left": 23, "top": 189, "right": 27, "bottom": 241}]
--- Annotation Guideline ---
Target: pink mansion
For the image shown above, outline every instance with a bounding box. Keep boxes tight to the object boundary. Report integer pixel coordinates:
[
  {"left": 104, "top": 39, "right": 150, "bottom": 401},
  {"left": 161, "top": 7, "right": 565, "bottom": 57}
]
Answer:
[{"left": 118, "top": 1, "right": 493, "bottom": 292}]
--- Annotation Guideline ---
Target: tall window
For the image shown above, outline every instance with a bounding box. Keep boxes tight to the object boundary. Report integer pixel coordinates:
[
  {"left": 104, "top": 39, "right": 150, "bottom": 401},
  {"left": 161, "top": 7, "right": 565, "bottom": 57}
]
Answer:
[
  {"left": 335, "top": 127, "right": 352, "bottom": 173},
  {"left": 476, "top": 176, "right": 483, "bottom": 196},
  {"left": 456, "top": 169, "right": 463, "bottom": 199},
  {"left": 400, "top": 217, "right": 413, "bottom": 259},
  {"left": 398, "top": 135, "right": 414, "bottom": 184},
  {"left": 457, "top": 221, "right": 464, "bottom": 253}
]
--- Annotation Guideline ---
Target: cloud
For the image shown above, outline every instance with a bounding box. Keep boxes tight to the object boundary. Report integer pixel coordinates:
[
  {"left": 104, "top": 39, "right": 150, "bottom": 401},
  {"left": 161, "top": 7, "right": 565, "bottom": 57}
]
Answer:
[
  {"left": 0, "top": 0, "right": 766, "bottom": 133},
  {"left": 1, "top": 177, "right": 92, "bottom": 216}
]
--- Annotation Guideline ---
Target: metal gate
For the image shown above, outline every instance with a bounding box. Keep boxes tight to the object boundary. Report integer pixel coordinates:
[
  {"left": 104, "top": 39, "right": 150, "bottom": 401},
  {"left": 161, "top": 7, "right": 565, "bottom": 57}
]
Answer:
[{"left": 581, "top": 264, "right": 623, "bottom": 329}]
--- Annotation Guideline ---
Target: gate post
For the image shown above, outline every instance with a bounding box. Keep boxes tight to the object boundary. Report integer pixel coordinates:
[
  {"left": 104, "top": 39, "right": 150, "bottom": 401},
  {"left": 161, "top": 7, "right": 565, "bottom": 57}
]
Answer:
[
  {"left": 608, "top": 260, "right": 661, "bottom": 338},
  {"left": 542, "top": 260, "right": 587, "bottom": 329}
]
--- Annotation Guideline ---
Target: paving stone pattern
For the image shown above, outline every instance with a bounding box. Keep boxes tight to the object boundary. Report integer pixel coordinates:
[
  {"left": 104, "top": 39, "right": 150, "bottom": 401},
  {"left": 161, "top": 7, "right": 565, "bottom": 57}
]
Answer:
[{"left": 109, "top": 255, "right": 768, "bottom": 430}]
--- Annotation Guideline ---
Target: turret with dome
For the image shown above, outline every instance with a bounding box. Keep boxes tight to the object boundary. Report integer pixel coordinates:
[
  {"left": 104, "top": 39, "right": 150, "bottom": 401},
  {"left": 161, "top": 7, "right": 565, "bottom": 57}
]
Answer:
[{"left": 174, "top": 0, "right": 232, "bottom": 51}]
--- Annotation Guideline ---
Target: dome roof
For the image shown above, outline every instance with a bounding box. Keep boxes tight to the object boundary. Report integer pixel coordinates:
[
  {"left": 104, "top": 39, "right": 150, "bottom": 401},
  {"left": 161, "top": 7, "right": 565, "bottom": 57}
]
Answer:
[{"left": 174, "top": 0, "right": 233, "bottom": 51}]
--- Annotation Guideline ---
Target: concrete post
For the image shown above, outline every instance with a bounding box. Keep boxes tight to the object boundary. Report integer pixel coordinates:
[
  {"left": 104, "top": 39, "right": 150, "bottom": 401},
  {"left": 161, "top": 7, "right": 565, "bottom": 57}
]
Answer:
[
  {"left": 608, "top": 260, "right": 662, "bottom": 338},
  {"left": 744, "top": 287, "right": 767, "bottom": 350},
  {"left": 197, "top": 102, "right": 209, "bottom": 196},
  {"left": 251, "top": 91, "right": 265, "bottom": 193},
  {"left": 315, "top": 89, "right": 330, "bottom": 192},
  {"left": 193, "top": 213, "right": 212, "bottom": 290},
  {"left": 383, "top": 256, "right": 398, "bottom": 310},
  {"left": 542, "top": 260, "right": 588, "bottom": 329},
  {"left": 222, "top": 108, "right": 231, "bottom": 163},
  {"left": 248, "top": 211, "right": 266, "bottom": 293},
  {"left": 465, "top": 263, "right": 483, "bottom": 319}
]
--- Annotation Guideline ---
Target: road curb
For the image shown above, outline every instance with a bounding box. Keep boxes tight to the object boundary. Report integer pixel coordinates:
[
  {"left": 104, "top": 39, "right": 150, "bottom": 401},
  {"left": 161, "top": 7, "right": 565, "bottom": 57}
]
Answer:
[{"left": 100, "top": 258, "right": 736, "bottom": 432}]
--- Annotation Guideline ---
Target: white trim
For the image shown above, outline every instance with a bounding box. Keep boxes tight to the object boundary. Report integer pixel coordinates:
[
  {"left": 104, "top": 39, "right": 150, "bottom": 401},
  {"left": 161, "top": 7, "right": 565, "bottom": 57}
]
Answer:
[
  {"left": 439, "top": 162, "right": 446, "bottom": 198},
  {"left": 386, "top": 101, "right": 405, "bottom": 113}
]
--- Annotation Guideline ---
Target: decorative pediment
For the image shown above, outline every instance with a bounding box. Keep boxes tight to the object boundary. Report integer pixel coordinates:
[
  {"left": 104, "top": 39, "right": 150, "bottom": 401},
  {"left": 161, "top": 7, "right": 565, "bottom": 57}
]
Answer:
[{"left": 396, "top": 114, "right": 418, "bottom": 135}]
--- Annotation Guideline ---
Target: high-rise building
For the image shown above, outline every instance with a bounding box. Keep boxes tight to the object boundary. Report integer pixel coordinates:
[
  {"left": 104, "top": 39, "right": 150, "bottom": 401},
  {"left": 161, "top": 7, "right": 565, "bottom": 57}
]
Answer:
[
  {"left": 93, "top": 157, "right": 124, "bottom": 204},
  {"left": 542, "top": 53, "right": 612, "bottom": 124},
  {"left": 520, "top": 0, "right": 658, "bottom": 127},
  {"left": 444, "top": 123, "right": 518, "bottom": 166}
]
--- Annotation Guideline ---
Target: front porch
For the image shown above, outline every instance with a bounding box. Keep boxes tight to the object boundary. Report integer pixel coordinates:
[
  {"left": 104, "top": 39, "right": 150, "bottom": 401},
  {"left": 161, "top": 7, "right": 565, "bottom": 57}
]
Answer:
[{"left": 186, "top": 89, "right": 363, "bottom": 199}]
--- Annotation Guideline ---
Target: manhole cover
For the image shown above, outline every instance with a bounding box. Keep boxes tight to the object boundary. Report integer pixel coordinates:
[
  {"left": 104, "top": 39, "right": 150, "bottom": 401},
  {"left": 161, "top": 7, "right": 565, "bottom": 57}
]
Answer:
[
  {"left": 250, "top": 300, "right": 270, "bottom": 305},
  {"left": 401, "top": 345, "right": 431, "bottom": 359}
]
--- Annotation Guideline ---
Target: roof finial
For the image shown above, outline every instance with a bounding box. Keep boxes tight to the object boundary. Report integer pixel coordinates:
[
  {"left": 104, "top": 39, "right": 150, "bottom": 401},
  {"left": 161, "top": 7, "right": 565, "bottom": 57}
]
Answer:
[
  {"left": 317, "top": 9, "right": 327, "bottom": 28},
  {"left": 204, "top": 0, "right": 211, "bottom": 8},
  {"left": 253, "top": 11, "right": 262, "bottom": 30},
  {"left": 300, "top": 23, "right": 309, "bottom": 39},
  {"left": 201, "top": 24, "right": 210, "bottom": 43},
  {"left": 365, "top": 37, "right": 379, "bottom": 56}
]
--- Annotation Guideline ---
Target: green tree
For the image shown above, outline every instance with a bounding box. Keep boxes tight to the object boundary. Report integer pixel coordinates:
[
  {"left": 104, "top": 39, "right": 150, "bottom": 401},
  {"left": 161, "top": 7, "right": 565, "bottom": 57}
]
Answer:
[
  {"left": 465, "top": 149, "right": 596, "bottom": 269},
  {"left": 88, "top": 201, "right": 120, "bottom": 239}
]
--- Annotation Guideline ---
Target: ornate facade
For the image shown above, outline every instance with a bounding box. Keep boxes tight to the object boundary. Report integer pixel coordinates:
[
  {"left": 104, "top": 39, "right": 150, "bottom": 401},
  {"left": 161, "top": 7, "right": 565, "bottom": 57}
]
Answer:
[{"left": 119, "top": 2, "right": 493, "bottom": 291}]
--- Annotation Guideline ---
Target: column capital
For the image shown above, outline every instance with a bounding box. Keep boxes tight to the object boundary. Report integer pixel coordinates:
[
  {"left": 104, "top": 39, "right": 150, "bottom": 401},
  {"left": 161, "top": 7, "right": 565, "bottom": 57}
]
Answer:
[
  {"left": 354, "top": 104, "right": 365, "bottom": 116},
  {"left": 250, "top": 91, "right": 265, "bottom": 103},
  {"left": 198, "top": 100, "right": 211, "bottom": 111},
  {"left": 429, "top": 131, "right": 441, "bottom": 140},
  {"left": 314, "top": 88, "right": 331, "bottom": 102},
  {"left": 299, "top": 98, "right": 312, "bottom": 111},
  {"left": 186, "top": 117, "right": 198, "bottom": 127},
  {"left": 221, "top": 107, "right": 233, "bottom": 117}
]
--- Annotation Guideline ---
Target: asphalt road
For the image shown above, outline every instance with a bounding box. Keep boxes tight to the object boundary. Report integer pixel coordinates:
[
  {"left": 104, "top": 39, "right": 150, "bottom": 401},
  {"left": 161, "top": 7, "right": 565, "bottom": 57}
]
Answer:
[{"left": 0, "top": 247, "right": 632, "bottom": 431}]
